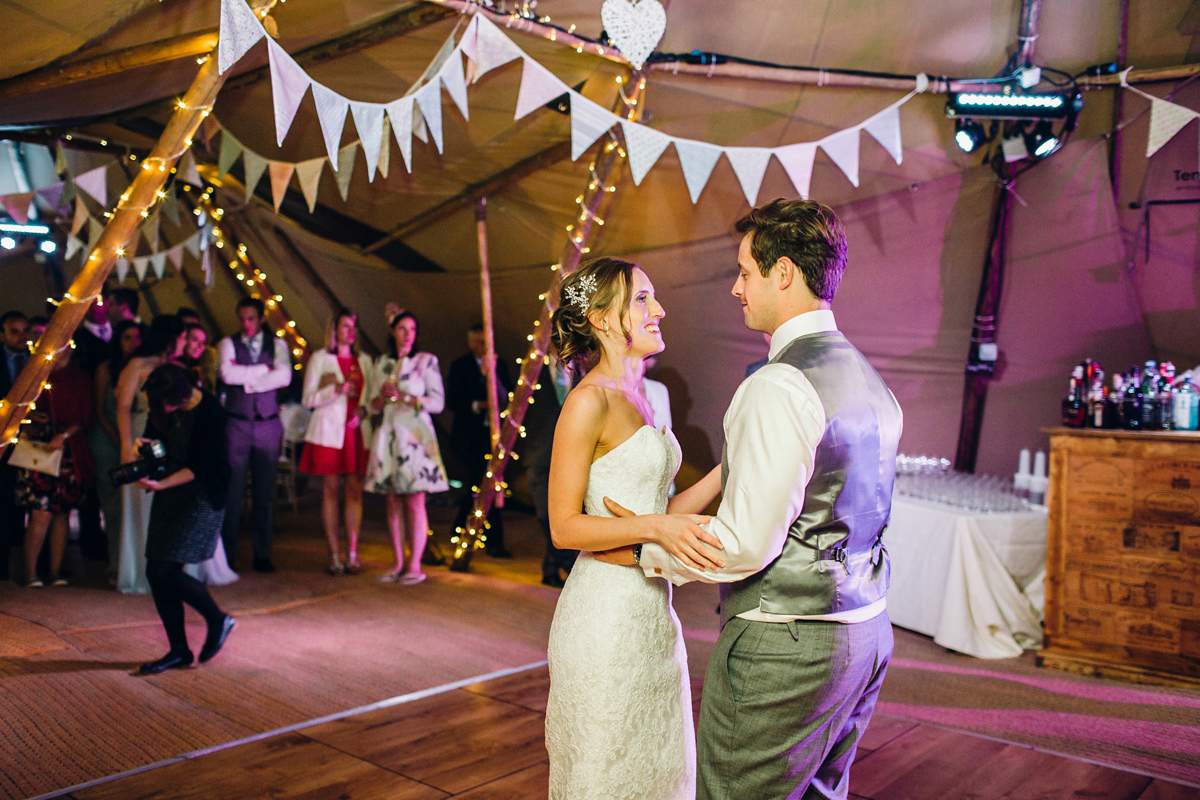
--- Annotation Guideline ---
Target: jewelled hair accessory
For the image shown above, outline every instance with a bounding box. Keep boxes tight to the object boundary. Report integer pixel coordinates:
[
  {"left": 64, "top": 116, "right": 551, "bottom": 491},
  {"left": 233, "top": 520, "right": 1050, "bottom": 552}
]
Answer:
[{"left": 565, "top": 273, "right": 598, "bottom": 310}]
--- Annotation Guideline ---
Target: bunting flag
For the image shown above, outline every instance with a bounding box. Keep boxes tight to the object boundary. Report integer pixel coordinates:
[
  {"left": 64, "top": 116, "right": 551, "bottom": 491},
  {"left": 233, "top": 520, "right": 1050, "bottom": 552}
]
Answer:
[
  {"left": 674, "top": 139, "right": 723, "bottom": 203},
  {"left": 350, "top": 102, "right": 385, "bottom": 180},
  {"left": 268, "top": 161, "right": 294, "bottom": 211},
  {"left": 184, "top": 232, "right": 201, "bottom": 258},
  {"left": 161, "top": 189, "right": 182, "bottom": 226},
  {"left": 440, "top": 52, "right": 469, "bottom": 121},
  {"left": 142, "top": 208, "right": 160, "bottom": 251},
  {"left": 218, "top": 130, "right": 243, "bottom": 178},
  {"left": 115, "top": 258, "right": 130, "bottom": 283},
  {"left": 568, "top": 91, "right": 618, "bottom": 160},
  {"left": 335, "top": 144, "right": 358, "bottom": 201},
  {"left": 268, "top": 39, "right": 311, "bottom": 147},
  {"left": 202, "top": 114, "right": 222, "bottom": 147},
  {"left": 820, "top": 128, "right": 861, "bottom": 187},
  {"left": 151, "top": 252, "right": 168, "bottom": 279},
  {"left": 515, "top": 57, "right": 567, "bottom": 120},
  {"left": 312, "top": 84, "right": 351, "bottom": 168},
  {"left": 87, "top": 218, "right": 105, "bottom": 250},
  {"left": 776, "top": 142, "right": 817, "bottom": 200},
  {"left": 166, "top": 244, "right": 184, "bottom": 272},
  {"left": 132, "top": 257, "right": 149, "bottom": 282},
  {"left": 217, "top": 0, "right": 266, "bottom": 74},
  {"left": 179, "top": 151, "right": 204, "bottom": 186},
  {"left": 863, "top": 105, "right": 904, "bottom": 165},
  {"left": 414, "top": 81, "right": 444, "bottom": 154},
  {"left": 725, "top": 147, "right": 772, "bottom": 206},
  {"left": 64, "top": 236, "right": 83, "bottom": 260},
  {"left": 621, "top": 120, "right": 672, "bottom": 185},
  {"left": 54, "top": 145, "right": 68, "bottom": 176},
  {"left": 74, "top": 166, "right": 108, "bottom": 206},
  {"left": 71, "top": 196, "right": 87, "bottom": 236},
  {"left": 243, "top": 150, "right": 269, "bottom": 201},
  {"left": 1146, "top": 97, "right": 1198, "bottom": 158},
  {"left": 472, "top": 15, "right": 524, "bottom": 77},
  {"left": 295, "top": 157, "right": 325, "bottom": 212},
  {"left": 458, "top": 15, "right": 479, "bottom": 66},
  {"left": 35, "top": 183, "right": 65, "bottom": 213},
  {"left": 386, "top": 97, "right": 415, "bottom": 173},
  {"left": 1, "top": 192, "right": 34, "bottom": 226}
]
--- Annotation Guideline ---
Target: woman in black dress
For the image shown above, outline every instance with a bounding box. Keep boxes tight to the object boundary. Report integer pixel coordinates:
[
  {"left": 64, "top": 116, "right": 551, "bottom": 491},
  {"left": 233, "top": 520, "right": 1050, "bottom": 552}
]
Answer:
[{"left": 137, "top": 363, "right": 236, "bottom": 675}]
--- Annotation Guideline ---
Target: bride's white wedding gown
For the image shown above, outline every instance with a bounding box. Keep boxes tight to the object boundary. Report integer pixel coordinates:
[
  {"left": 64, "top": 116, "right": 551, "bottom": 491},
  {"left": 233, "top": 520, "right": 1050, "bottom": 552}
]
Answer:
[{"left": 546, "top": 425, "right": 695, "bottom": 799}]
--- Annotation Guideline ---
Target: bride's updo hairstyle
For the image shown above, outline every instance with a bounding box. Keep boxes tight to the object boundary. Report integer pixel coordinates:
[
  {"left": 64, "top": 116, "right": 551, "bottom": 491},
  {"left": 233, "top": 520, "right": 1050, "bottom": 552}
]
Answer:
[{"left": 550, "top": 257, "right": 635, "bottom": 372}]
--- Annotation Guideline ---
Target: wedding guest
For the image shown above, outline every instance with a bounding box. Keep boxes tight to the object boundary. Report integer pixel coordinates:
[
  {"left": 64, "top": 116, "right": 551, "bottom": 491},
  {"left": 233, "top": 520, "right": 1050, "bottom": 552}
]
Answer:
[
  {"left": 90, "top": 320, "right": 143, "bottom": 576},
  {"left": 299, "top": 308, "right": 371, "bottom": 576},
  {"left": 106, "top": 288, "right": 139, "bottom": 325},
  {"left": 19, "top": 344, "right": 94, "bottom": 587},
  {"left": 0, "top": 310, "right": 29, "bottom": 580},
  {"left": 137, "top": 363, "right": 235, "bottom": 674},
  {"left": 446, "top": 324, "right": 511, "bottom": 557},
  {"left": 182, "top": 323, "right": 217, "bottom": 392},
  {"left": 113, "top": 315, "right": 187, "bottom": 594},
  {"left": 365, "top": 310, "right": 448, "bottom": 584},
  {"left": 217, "top": 298, "right": 291, "bottom": 573}
]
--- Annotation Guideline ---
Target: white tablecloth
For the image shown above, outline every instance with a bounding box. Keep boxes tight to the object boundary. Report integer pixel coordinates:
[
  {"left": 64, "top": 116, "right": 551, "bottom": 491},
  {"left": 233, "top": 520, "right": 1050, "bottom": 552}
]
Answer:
[{"left": 885, "top": 495, "right": 1048, "bottom": 658}]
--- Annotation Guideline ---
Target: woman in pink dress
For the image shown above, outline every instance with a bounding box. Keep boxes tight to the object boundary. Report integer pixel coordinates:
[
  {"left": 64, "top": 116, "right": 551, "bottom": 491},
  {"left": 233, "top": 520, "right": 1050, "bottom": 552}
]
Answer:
[{"left": 298, "top": 309, "right": 373, "bottom": 575}]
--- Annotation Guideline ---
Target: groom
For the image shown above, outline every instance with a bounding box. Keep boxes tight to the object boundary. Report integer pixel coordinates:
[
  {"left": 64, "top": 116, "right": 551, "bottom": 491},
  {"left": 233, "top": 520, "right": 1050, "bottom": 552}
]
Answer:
[{"left": 623, "top": 198, "right": 902, "bottom": 799}]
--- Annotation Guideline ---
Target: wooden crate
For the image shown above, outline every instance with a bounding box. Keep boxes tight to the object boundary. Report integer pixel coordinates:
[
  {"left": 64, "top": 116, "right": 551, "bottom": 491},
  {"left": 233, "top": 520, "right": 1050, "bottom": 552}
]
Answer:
[{"left": 1041, "top": 427, "right": 1200, "bottom": 688}]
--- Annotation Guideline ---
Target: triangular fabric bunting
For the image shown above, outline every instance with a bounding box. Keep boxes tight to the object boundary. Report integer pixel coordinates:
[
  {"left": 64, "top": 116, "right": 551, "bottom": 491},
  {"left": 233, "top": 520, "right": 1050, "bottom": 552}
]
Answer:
[
  {"left": 167, "top": 245, "right": 184, "bottom": 272},
  {"left": 414, "top": 81, "right": 444, "bottom": 154},
  {"left": 54, "top": 145, "right": 68, "bottom": 176},
  {"left": 161, "top": 192, "right": 181, "bottom": 226},
  {"left": 775, "top": 142, "right": 817, "bottom": 199},
  {"left": 64, "top": 236, "right": 83, "bottom": 260},
  {"left": 514, "top": 56, "right": 567, "bottom": 120},
  {"left": 2, "top": 192, "right": 34, "bottom": 226},
  {"left": 71, "top": 197, "right": 87, "bottom": 236},
  {"left": 179, "top": 151, "right": 203, "bottom": 187},
  {"left": 35, "top": 183, "right": 65, "bottom": 213},
  {"left": 267, "top": 39, "right": 312, "bottom": 147},
  {"left": 202, "top": 114, "right": 221, "bottom": 147},
  {"left": 412, "top": 106, "right": 429, "bottom": 144},
  {"left": 820, "top": 128, "right": 861, "bottom": 187},
  {"left": 568, "top": 91, "right": 618, "bottom": 160},
  {"left": 473, "top": 15, "right": 524, "bottom": 77},
  {"left": 217, "top": 0, "right": 266, "bottom": 74},
  {"left": 115, "top": 258, "right": 129, "bottom": 283},
  {"left": 184, "top": 232, "right": 201, "bottom": 258},
  {"left": 621, "top": 120, "right": 673, "bottom": 185},
  {"left": 1147, "top": 97, "right": 1199, "bottom": 158},
  {"left": 458, "top": 15, "right": 479, "bottom": 65},
  {"left": 725, "top": 147, "right": 773, "bottom": 206},
  {"left": 74, "top": 166, "right": 107, "bottom": 206},
  {"left": 335, "top": 144, "right": 358, "bottom": 201},
  {"left": 133, "top": 257, "right": 149, "bottom": 282},
  {"left": 350, "top": 102, "right": 385, "bottom": 180},
  {"left": 378, "top": 117, "right": 392, "bottom": 179},
  {"left": 243, "top": 150, "right": 269, "bottom": 201},
  {"left": 863, "top": 104, "right": 904, "bottom": 165},
  {"left": 88, "top": 218, "right": 105, "bottom": 250},
  {"left": 386, "top": 98, "right": 415, "bottom": 173},
  {"left": 312, "top": 83, "right": 351, "bottom": 168},
  {"left": 268, "top": 161, "right": 294, "bottom": 212},
  {"left": 218, "top": 130, "right": 243, "bottom": 179},
  {"left": 440, "top": 52, "right": 469, "bottom": 121},
  {"left": 151, "top": 252, "right": 168, "bottom": 279},
  {"left": 295, "top": 157, "right": 325, "bottom": 212},
  {"left": 674, "top": 138, "right": 723, "bottom": 203},
  {"left": 142, "top": 209, "right": 160, "bottom": 252}
]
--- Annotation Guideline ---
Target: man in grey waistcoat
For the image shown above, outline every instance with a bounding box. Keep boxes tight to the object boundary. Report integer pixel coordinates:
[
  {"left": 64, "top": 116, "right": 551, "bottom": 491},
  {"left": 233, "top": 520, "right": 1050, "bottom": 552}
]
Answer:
[
  {"left": 628, "top": 198, "right": 902, "bottom": 799},
  {"left": 218, "top": 298, "right": 291, "bottom": 572}
]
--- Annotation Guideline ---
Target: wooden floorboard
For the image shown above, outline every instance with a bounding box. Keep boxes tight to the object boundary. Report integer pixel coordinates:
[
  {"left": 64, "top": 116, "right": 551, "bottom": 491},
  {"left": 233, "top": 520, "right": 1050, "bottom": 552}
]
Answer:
[{"left": 69, "top": 669, "right": 1199, "bottom": 800}]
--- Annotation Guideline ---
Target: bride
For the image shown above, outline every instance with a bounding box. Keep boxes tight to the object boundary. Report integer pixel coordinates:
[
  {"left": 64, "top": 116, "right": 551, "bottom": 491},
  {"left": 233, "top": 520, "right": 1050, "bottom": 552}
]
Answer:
[{"left": 545, "top": 257, "right": 724, "bottom": 799}]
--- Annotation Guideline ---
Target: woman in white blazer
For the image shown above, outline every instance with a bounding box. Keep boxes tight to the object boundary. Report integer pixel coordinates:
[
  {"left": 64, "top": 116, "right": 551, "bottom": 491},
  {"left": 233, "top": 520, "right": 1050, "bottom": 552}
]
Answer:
[
  {"left": 298, "top": 309, "right": 373, "bottom": 575},
  {"left": 364, "top": 310, "right": 449, "bottom": 584}
]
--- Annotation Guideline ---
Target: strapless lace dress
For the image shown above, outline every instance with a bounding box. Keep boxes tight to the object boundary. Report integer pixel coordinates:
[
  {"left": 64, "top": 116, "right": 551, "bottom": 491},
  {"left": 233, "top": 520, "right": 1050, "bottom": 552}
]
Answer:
[{"left": 545, "top": 425, "right": 695, "bottom": 799}]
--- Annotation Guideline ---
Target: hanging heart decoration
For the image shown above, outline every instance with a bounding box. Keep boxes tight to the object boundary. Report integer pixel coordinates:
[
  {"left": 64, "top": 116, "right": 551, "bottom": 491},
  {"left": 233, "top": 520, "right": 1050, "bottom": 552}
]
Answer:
[{"left": 600, "top": 0, "right": 666, "bottom": 71}]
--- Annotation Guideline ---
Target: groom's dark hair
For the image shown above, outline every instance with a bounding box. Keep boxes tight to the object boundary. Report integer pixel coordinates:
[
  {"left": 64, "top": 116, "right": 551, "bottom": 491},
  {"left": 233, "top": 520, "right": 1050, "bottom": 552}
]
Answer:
[{"left": 735, "top": 198, "right": 847, "bottom": 302}]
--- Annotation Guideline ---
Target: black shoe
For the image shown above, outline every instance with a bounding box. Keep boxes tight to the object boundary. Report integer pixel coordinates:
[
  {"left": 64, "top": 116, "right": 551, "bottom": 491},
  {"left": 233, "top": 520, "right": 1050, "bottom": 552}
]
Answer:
[
  {"left": 486, "top": 547, "right": 514, "bottom": 559},
  {"left": 252, "top": 557, "right": 276, "bottom": 573},
  {"left": 199, "top": 615, "right": 237, "bottom": 663},
  {"left": 541, "top": 574, "right": 565, "bottom": 588},
  {"left": 139, "top": 650, "right": 194, "bottom": 675}
]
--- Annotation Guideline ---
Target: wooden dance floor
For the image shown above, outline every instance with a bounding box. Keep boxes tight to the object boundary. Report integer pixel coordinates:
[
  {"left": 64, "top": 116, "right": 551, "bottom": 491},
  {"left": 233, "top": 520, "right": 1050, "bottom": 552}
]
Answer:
[{"left": 49, "top": 665, "right": 1195, "bottom": 800}]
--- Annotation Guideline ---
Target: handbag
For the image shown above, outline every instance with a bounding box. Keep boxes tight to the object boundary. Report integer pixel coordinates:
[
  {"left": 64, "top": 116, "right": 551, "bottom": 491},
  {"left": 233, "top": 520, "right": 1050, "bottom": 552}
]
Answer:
[{"left": 9, "top": 436, "right": 62, "bottom": 476}]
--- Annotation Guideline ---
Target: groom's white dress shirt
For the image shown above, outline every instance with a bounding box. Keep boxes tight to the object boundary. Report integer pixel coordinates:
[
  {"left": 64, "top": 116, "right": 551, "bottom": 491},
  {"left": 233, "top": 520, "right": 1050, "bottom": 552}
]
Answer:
[
  {"left": 638, "top": 309, "right": 888, "bottom": 624},
  {"left": 218, "top": 330, "right": 292, "bottom": 394}
]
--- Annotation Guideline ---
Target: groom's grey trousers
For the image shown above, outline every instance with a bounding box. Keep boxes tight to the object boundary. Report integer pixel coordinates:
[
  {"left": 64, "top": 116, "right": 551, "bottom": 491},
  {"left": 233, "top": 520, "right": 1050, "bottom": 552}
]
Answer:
[{"left": 697, "top": 612, "right": 893, "bottom": 800}]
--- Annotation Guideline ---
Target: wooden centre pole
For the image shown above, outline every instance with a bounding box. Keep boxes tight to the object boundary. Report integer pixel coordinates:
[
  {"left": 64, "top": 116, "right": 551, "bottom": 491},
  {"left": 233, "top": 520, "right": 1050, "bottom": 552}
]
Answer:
[
  {"left": 0, "top": 53, "right": 229, "bottom": 444},
  {"left": 475, "top": 197, "right": 504, "bottom": 516}
]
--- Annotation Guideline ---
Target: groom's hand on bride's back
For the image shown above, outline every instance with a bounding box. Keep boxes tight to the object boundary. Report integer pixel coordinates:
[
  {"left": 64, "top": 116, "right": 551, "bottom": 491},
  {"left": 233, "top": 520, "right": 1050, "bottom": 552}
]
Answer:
[{"left": 602, "top": 497, "right": 725, "bottom": 571}]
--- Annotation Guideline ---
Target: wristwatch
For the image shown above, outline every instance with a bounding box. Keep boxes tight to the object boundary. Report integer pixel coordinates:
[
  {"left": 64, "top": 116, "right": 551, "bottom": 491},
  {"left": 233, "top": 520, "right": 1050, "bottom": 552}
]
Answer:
[{"left": 632, "top": 544, "right": 643, "bottom": 564}]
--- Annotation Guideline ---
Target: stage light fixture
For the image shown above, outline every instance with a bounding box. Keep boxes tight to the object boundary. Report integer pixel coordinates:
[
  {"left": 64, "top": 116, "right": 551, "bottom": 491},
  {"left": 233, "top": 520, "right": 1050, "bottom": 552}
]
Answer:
[
  {"left": 946, "top": 90, "right": 1082, "bottom": 121},
  {"left": 39, "top": 240, "right": 57, "bottom": 254},
  {"left": 0, "top": 222, "right": 51, "bottom": 235},
  {"left": 0, "top": 236, "right": 15, "bottom": 250},
  {"left": 1024, "top": 120, "right": 1059, "bottom": 158},
  {"left": 954, "top": 118, "right": 988, "bottom": 153}
]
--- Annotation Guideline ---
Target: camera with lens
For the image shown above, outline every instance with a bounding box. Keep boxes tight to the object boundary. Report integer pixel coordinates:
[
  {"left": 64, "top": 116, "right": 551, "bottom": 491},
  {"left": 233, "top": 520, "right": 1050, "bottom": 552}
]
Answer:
[{"left": 109, "top": 439, "right": 169, "bottom": 488}]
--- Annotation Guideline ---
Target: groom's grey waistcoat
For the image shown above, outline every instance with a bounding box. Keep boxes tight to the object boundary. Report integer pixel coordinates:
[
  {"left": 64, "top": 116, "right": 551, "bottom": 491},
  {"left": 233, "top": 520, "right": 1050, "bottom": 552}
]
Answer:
[{"left": 719, "top": 330, "right": 902, "bottom": 626}]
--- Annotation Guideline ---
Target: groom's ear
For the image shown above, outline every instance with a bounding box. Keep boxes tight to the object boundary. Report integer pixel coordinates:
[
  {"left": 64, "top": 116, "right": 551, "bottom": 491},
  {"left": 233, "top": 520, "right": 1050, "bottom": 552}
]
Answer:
[{"left": 774, "top": 256, "right": 797, "bottom": 290}]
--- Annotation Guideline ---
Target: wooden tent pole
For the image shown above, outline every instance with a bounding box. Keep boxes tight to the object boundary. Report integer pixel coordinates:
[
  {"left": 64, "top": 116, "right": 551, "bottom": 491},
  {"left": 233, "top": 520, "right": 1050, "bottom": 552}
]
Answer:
[
  {"left": 0, "top": 54, "right": 227, "bottom": 444},
  {"left": 475, "top": 198, "right": 502, "bottom": 451}
]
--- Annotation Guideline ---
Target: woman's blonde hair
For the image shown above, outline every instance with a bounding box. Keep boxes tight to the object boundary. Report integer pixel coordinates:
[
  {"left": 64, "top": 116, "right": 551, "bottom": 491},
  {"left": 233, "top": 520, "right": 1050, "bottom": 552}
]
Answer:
[
  {"left": 549, "top": 257, "right": 635, "bottom": 373},
  {"left": 324, "top": 307, "right": 359, "bottom": 355}
]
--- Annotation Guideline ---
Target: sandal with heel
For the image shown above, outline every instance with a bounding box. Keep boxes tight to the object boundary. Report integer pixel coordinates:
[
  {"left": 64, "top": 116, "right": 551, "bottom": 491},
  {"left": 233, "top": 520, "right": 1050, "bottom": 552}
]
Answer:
[{"left": 327, "top": 553, "right": 345, "bottom": 576}]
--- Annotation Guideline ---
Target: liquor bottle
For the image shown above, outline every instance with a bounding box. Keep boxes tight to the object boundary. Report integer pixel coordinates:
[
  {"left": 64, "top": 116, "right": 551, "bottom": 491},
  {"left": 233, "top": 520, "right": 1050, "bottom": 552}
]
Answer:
[
  {"left": 1087, "top": 366, "right": 1106, "bottom": 428},
  {"left": 1122, "top": 367, "right": 1142, "bottom": 430},
  {"left": 1158, "top": 362, "right": 1175, "bottom": 430},
  {"left": 1173, "top": 380, "right": 1199, "bottom": 431},
  {"left": 1061, "top": 366, "right": 1087, "bottom": 427},
  {"left": 1104, "top": 374, "right": 1123, "bottom": 429},
  {"left": 1140, "top": 361, "right": 1160, "bottom": 429}
]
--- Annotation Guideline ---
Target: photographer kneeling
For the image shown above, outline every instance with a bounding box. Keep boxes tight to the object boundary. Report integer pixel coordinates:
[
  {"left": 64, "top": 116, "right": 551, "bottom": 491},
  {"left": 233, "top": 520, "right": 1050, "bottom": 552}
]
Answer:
[{"left": 134, "top": 363, "right": 236, "bottom": 675}]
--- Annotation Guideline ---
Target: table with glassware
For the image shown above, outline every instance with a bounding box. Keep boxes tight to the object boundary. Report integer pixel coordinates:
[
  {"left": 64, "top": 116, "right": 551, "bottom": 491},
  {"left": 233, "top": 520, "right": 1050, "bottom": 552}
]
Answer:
[{"left": 885, "top": 461, "right": 1049, "bottom": 659}]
